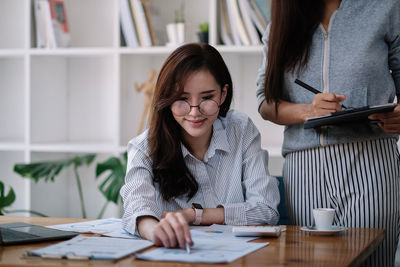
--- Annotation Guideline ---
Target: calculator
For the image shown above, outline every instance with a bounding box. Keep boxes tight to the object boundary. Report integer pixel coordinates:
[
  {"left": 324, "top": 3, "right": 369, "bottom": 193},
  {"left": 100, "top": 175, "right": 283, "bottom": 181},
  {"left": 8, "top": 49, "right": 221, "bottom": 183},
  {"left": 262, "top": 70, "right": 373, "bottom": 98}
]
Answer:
[{"left": 232, "top": 226, "right": 282, "bottom": 237}]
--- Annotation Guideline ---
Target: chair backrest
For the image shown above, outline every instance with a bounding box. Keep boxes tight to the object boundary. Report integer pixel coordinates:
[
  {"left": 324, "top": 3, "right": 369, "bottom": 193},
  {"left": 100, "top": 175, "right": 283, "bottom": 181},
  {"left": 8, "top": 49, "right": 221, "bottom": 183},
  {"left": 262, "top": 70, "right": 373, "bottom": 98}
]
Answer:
[{"left": 276, "top": 176, "right": 291, "bottom": 225}]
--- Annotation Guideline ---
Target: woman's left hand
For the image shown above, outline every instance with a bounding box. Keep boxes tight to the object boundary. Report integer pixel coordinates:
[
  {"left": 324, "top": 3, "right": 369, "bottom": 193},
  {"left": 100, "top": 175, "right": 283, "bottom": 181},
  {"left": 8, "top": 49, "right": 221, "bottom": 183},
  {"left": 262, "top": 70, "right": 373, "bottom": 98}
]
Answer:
[{"left": 369, "top": 104, "right": 400, "bottom": 134}]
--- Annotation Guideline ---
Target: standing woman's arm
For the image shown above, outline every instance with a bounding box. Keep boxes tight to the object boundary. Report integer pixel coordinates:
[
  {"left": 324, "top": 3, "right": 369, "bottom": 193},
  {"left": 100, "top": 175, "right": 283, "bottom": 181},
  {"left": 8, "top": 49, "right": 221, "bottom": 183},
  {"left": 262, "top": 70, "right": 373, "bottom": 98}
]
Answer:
[
  {"left": 367, "top": 0, "right": 400, "bottom": 133},
  {"left": 256, "top": 26, "right": 345, "bottom": 125}
]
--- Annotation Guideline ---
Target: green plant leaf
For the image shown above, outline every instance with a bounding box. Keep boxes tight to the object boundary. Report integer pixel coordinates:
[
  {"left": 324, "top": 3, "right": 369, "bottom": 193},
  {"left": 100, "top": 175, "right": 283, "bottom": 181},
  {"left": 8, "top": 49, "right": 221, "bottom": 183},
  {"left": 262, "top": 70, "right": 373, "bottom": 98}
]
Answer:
[
  {"left": 199, "top": 22, "right": 209, "bottom": 32},
  {"left": 13, "top": 154, "right": 96, "bottom": 183},
  {"left": 0, "top": 181, "right": 16, "bottom": 215},
  {"left": 95, "top": 152, "right": 127, "bottom": 204}
]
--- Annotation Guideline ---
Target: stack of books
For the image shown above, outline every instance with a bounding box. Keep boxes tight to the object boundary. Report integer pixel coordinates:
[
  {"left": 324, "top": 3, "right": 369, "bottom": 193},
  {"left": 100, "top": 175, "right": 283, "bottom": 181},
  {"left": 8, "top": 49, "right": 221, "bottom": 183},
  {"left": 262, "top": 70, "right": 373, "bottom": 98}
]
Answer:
[
  {"left": 120, "top": 0, "right": 156, "bottom": 48},
  {"left": 219, "top": 0, "right": 270, "bottom": 46}
]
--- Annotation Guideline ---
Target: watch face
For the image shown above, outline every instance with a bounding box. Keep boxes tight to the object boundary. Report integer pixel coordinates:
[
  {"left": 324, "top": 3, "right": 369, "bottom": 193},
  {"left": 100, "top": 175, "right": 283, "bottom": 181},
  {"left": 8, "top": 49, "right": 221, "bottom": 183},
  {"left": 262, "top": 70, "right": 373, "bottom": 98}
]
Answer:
[{"left": 192, "top": 203, "right": 203, "bottom": 209}]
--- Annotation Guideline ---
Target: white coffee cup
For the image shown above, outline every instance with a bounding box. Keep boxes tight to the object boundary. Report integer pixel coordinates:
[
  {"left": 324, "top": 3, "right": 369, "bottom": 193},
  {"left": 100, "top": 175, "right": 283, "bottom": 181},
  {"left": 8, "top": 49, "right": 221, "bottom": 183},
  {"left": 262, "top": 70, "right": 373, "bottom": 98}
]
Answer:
[{"left": 312, "top": 208, "right": 335, "bottom": 230}]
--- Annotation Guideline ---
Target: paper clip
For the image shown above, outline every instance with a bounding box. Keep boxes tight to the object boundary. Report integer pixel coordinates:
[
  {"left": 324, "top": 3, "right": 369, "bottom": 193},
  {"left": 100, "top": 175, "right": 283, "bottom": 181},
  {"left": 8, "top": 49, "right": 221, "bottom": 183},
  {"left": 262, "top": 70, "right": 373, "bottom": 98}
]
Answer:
[{"left": 41, "top": 253, "right": 64, "bottom": 259}]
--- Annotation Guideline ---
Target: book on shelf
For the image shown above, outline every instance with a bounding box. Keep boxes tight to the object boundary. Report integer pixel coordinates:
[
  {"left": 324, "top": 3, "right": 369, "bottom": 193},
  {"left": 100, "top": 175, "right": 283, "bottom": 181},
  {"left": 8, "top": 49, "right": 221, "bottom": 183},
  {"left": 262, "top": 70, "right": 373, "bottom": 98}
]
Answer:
[
  {"left": 224, "top": 0, "right": 241, "bottom": 45},
  {"left": 219, "top": 0, "right": 233, "bottom": 45},
  {"left": 119, "top": 0, "right": 139, "bottom": 47},
  {"left": 238, "top": 0, "right": 261, "bottom": 45},
  {"left": 227, "top": 0, "right": 250, "bottom": 46},
  {"left": 129, "top": 0, "right": 152, "bottom": 47},
  {"left": 249, "top": 0, "right": 268, "bottom": 33},
  {"left": 48, "top": 0, "right": 70, "bottom": 47},
  {"left": 141, "top": 0, "right": 156, "bottom": 46},
  {"left": 34, "top": 0, "right": 56, "bottom": 48},
  {"left": 254, "top": 0, "right": 271, "bottom": 23}
]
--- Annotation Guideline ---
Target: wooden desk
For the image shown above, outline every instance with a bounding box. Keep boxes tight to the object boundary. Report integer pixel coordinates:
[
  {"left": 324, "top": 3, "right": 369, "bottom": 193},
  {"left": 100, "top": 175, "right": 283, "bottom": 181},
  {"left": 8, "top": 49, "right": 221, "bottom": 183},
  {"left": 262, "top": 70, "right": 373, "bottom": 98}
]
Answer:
[{"left": 0, "top": 216, "right": 384, "bottom": 267}]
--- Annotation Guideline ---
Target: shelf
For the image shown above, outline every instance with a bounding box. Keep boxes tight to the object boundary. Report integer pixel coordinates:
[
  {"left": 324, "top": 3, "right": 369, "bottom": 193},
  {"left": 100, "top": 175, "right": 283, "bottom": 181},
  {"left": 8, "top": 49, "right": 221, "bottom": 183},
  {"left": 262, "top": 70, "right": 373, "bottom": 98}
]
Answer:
[
  {"left": 0, "top": 142, "right": 26, "bottom": 152},
  {"left": 120, "top": 45, "right": 264, "bottom": 55},
  {"left": 215, "top": 45, "right": 263, "bottom": 54},
  {"left": 29, "top": 143, "right": 125, "bottom": 154},
  {"left": 30, "top": 48, "right": 117, "bottom": 56},
  {"left": 0, "top": 50, "right": 26, "bottom": 57},
  {"left": 119, "top": 46, "right": 176, "bottom": 55}
]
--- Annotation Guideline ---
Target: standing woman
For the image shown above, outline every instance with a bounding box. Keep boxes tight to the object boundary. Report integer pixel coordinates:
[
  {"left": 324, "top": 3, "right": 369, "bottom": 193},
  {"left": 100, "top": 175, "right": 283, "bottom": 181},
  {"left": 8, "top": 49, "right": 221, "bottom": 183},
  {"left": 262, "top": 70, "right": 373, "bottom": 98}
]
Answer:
[
  {"left": 256, "top": 0, "right": 400, "bottom": 266},
  {"left": 121, "top": 43, "right": 280, "bottom": 249}
]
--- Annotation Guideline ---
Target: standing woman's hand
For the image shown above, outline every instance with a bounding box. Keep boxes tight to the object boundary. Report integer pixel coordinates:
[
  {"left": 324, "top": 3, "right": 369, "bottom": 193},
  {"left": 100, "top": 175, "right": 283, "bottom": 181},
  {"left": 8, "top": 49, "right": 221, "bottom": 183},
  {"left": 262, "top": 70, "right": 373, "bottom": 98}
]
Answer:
[
  {"left": 369, "top": 104, "right": 400, "bottom": 134},
  {"left": 304, "top": 93, "right": 347, "bottom": 119}
]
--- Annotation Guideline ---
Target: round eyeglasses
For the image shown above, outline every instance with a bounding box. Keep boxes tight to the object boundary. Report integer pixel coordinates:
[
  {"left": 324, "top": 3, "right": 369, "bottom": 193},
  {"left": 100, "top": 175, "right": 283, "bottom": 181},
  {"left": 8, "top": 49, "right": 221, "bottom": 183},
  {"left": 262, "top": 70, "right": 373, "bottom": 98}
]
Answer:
[{"left": 171, "top": 99, "right": 220, "bottom": 116}]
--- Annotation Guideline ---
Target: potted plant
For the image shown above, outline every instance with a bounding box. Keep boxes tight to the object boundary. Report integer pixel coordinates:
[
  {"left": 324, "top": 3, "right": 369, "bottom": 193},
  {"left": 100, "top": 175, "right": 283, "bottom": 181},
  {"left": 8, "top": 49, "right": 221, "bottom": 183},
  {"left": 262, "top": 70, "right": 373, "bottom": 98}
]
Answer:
[
  {"left": 166, "top": 0, "right": 186, "bottom": 46},
  {"left": 197, "top": 22, "right": 209, "bottom": 43}
]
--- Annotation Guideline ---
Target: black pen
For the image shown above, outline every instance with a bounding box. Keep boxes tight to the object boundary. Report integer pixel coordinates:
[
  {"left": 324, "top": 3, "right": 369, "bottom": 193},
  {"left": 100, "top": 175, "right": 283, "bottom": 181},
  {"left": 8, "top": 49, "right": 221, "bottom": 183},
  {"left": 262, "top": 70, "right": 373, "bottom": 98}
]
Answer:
[{"left": 295, "top": 79, "right": 347, "bottom": 109}]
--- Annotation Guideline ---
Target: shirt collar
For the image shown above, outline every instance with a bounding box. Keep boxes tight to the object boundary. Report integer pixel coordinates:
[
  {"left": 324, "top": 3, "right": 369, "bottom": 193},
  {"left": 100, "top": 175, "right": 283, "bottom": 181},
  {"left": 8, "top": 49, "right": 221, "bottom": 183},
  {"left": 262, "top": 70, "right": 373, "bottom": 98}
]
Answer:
[{"left": 181, "top": 117, "right": 231, "bottom": 161}]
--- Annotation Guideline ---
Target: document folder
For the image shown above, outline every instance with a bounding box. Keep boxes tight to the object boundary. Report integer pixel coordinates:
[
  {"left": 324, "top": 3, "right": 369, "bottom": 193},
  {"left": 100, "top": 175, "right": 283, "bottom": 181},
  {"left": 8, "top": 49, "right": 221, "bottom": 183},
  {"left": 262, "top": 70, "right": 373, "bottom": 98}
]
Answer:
[
  {"left": 304, "top": 103, "right": 396, "bottom": 129},
  {"left": 25, "top": 235, "right": 153, "bottom": 261}
]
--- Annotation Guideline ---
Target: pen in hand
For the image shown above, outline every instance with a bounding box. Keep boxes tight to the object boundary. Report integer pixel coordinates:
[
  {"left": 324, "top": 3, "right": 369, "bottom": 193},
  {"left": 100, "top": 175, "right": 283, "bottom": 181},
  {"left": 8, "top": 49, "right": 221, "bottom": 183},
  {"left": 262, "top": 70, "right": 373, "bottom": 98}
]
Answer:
[
  {"left": 186, "top": 242, "right": 191, "bottom": 254},
  {"left": 295, "top": 79, "right": 347, "bottom": 109}
]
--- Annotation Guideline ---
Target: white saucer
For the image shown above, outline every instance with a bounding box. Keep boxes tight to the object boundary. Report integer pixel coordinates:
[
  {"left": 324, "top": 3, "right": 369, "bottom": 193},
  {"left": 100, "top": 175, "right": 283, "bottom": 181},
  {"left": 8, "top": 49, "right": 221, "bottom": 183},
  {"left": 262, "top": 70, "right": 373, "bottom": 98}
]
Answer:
[{"left": 300, "top": 225, "right": 348, "bottom": 235}]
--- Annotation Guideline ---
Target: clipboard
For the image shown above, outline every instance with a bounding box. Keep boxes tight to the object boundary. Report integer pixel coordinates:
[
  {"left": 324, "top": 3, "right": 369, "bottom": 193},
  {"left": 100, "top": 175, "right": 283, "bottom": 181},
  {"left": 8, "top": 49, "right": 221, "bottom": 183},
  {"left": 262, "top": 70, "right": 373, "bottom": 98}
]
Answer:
[
  {"left": 304, "top": 103, "right": 397, "bottom": 129},
  {"left": 24, "top": 235, "right": 153, "bottom": 261}
]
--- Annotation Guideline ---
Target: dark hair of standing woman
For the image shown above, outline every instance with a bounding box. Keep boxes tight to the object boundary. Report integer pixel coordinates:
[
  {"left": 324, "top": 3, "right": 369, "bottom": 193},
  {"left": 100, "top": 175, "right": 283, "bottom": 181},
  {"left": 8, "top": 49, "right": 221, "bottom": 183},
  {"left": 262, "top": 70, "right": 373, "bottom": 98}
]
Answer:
[
  {"left": 148, "top": 43, "right": 233, "bottom": 201},
  {"left": 264, "top": 0, "right": 325, "bottom": 109}
]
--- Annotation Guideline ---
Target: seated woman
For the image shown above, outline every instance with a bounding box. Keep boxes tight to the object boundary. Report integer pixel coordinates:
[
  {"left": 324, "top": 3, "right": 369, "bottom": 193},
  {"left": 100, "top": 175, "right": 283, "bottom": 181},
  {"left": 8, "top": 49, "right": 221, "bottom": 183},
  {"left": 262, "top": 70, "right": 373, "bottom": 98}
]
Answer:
[{"left": 120, "top": 43, "right": 280, "bottom": 249}]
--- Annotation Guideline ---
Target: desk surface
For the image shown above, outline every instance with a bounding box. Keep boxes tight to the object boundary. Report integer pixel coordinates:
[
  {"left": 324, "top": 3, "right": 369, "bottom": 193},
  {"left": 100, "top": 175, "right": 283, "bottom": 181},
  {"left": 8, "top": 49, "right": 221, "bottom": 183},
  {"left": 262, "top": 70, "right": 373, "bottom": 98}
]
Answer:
[{"left": 0, "top": 216, "right": 384, "bottom": 267}]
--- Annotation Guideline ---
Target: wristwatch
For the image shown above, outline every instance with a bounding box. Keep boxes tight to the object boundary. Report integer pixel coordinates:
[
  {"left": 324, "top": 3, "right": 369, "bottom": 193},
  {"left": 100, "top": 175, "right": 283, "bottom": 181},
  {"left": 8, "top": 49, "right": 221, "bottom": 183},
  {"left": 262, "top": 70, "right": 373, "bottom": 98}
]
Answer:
[{"left": 192, "top": 203, "right": 203, "bottom": 225}]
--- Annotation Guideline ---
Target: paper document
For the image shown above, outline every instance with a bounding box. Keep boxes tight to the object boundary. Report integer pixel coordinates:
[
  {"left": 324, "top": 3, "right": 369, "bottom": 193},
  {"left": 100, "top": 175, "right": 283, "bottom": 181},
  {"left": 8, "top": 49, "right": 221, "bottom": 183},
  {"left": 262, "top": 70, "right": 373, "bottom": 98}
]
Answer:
[
  {"left": 137, "top": 237, "right": 268, "bottom": 263},
  {"left": 26, "top": 236, "right": 153, "bottom": 260},
  {"left": 47, "top": 218, "right": 138, "bottom": 239}
]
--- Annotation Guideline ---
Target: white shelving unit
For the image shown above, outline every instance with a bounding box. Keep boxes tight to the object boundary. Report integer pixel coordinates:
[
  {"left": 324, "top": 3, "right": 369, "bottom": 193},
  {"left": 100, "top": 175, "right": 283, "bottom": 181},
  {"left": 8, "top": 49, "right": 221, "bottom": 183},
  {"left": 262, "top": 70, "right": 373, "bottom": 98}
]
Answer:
[{"left": 0, "top": 0, "right": 284, "bottom": 218}]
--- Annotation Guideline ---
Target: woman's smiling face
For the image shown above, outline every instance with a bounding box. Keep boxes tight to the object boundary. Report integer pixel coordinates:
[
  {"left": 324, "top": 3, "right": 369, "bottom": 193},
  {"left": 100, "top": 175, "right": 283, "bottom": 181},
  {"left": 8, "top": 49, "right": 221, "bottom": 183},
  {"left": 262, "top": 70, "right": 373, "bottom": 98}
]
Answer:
[{"left": 172, "top": 69, "right": 227, "bottom": 143}]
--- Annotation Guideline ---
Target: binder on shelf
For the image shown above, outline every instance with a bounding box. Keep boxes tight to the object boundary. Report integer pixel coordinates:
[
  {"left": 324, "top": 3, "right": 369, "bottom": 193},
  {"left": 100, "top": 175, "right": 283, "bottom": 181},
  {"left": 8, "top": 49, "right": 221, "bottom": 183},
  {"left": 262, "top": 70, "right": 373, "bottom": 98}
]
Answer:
[
  {"left": 48, "top": 0, "right": 70, "bottom": 47},
  {"left": 130, "top": 0, "right": 152, "bottom": 47},
  {"left": 119, "top": 0, "right": 139, "bottom": 47},
  {"left": 238, "top": 0, "right": 261, "bottom": 45},
  {"left": 227, "top": 0, "right": 250, "bottom": 46}
]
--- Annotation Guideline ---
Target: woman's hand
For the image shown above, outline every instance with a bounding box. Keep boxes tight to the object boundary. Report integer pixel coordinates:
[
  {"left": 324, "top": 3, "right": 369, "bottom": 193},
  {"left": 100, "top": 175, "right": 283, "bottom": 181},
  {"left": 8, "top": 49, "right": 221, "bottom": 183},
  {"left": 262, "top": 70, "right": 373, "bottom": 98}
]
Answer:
[
  {"left": 369, "top": 104, "right": 400, "bottom": 134},
  {"left": 304, "top": 93, "right": 346, "bottom": 119},
  {"left": 151, "top": 210, "right": 194, "bottom": 249}
]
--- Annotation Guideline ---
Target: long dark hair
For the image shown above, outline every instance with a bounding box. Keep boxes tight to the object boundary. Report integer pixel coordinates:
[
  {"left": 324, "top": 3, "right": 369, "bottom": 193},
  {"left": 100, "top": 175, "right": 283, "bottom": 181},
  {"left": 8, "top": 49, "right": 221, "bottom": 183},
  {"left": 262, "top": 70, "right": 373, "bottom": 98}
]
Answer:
[
  {"left": 148, "top": 43, "right": 233, "bottom": 201},
  {"left": 264, "top": 0, "right": 324, "bottom": 108}
]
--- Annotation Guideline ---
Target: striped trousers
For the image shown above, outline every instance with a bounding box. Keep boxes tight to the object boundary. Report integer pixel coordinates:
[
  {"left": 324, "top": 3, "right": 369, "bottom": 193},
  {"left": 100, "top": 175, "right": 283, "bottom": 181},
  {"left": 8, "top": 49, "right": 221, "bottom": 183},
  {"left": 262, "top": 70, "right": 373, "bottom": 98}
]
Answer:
[{"left": 283, "top": 138, "right": 400, "bottom": 267}]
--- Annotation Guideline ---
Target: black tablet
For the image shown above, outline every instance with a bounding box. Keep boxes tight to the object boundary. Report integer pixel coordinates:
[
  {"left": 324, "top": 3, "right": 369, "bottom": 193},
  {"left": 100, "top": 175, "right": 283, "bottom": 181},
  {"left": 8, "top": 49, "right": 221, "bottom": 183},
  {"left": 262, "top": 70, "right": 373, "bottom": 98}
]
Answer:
[
  {"left": 0, "top": 222, "right": 78, "bottom": 245},
  {"left": 304, "top": 103, "right": 397, "bottom": 129}
]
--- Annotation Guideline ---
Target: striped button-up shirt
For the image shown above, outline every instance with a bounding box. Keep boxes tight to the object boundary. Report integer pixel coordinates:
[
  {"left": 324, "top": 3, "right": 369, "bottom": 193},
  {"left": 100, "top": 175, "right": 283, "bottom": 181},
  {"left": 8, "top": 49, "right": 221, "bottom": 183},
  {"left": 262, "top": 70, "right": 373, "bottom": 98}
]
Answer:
[{"left": 120, "top": 110, "right": 280, "bottom": 235}]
